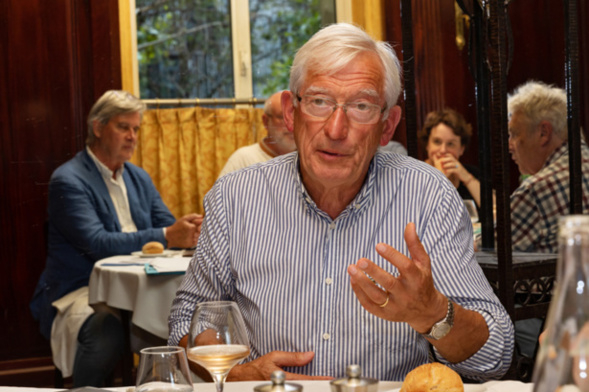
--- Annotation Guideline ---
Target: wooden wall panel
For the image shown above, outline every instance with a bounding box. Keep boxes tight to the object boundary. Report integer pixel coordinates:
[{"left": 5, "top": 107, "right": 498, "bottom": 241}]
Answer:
[
  {"left": 505, "top": 0, "right": 587, "bottom": 190},
  {"left": 0, "top": 0, "right": 121, "bottom": 372},
  {"left": 383, "top": 0, "right": 406, "bottom": 149},
  {"left": 384, "top": 0, "right": 478, "bottom": 162}
]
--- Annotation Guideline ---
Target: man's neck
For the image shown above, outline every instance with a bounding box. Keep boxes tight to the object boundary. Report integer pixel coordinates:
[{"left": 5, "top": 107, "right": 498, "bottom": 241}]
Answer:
[
  {"left": 88, "top": 145, "right": 123, "bottom": 178},
  {"left": 302, "top": 176, "right": 365, "bottom": 220}
]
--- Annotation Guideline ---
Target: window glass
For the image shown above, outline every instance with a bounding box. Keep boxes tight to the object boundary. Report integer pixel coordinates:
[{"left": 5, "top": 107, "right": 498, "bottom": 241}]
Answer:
[
  {"left": 249, "top": 0, "right": 335, "bottom": 97},
  {"left": 136, "top": 0, "right": 233, "bottom": 99},
  {"left": 135, "top": 0, "right": 335, "bottom": 99}
]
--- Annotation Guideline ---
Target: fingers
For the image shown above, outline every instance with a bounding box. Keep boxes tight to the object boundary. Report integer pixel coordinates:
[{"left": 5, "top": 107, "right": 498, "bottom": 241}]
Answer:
[
  {"left": 229, "top": 351, "right": 329, "bottom": 381},
  {"left": 403, "top": 223, "right": 431, "bottom": 270},
  {"left": 271, "top": 351, "right": 314, "bottom": 368},
  {"left": 348, "top": 259, "right": 392, "bottom": 307},
  {"left": 370, "top": 223, "right": 429, "bottom": 278},
  {"left": 275, "top": 351, "right": 332, "bottom": 380},
  {"left": 167, "top": 218, "right": 200, "bottom": 248}
]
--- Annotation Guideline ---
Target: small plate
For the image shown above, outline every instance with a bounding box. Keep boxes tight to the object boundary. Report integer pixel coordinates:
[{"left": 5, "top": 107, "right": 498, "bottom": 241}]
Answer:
[{"left": 131, "top": 250, "right": 175, "bottom": 258}]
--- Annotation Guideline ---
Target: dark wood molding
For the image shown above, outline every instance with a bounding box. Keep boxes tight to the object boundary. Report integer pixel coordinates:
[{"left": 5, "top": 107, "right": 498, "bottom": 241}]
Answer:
[{"left": 0, "top": 0, "right": 121, "bottom": 370}]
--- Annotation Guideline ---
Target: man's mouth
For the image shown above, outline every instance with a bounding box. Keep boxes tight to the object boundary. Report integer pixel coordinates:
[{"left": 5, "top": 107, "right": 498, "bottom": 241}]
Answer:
[{"left": 320, "top": 149, "right": 345, "bottom": 157}]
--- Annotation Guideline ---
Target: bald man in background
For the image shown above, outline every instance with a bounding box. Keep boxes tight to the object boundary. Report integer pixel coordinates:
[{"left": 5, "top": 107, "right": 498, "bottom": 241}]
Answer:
[{"left": 218, "top": 90, "right": 297, "bottom": 177}]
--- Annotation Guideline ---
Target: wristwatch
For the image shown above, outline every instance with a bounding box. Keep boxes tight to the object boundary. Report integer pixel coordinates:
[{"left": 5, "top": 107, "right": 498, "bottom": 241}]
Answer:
[{"left": 421, "top": 298, "right": 454, "bottom": 340}]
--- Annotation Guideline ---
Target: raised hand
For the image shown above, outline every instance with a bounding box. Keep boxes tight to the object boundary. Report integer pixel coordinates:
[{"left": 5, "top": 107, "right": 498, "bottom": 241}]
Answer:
[{"left": 347, "top": 222, "right": 447, "bottom": 333}]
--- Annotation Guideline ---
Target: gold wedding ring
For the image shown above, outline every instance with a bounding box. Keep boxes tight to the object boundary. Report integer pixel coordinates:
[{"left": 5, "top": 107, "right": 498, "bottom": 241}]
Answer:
[{"left": 379, "top": 296, "right": 390, "bottom": 308}]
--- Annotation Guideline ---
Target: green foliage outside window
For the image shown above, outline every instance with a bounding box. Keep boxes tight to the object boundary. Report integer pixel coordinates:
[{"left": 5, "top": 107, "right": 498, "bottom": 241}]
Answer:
[{"left": 136, "top": 0, "right": 334, "bottom": 100}]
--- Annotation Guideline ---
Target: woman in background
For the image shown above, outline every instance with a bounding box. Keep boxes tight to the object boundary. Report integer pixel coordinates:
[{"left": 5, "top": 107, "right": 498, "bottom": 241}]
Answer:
[{"left": 419, "top": 108, "right": 481, "bottom": 207}]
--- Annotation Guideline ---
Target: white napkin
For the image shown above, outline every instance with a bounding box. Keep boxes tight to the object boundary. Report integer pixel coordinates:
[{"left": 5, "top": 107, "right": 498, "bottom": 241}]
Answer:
[{"left": 148, "top": 257, "right": 190, "bottom": 273}]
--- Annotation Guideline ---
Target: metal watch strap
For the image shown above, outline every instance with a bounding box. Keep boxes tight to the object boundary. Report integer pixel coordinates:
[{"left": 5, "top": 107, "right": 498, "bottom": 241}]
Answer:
[{"left": 421, "top": 298, "right": 454, "bottom": 340}]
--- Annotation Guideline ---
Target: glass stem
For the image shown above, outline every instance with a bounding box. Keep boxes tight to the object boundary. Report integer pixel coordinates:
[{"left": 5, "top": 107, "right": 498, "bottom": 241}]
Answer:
[{"left": 212, "top": 373, "right": 228, "bottom": 392}]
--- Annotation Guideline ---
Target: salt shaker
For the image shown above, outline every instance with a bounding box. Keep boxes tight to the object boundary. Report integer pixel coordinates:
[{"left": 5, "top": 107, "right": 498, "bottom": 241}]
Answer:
[
  {"left": 254, "top": 370, "right": 303, "bottom": 392},
  {"left": 330, "top": 365, "right": 378, "bottom": 392}
]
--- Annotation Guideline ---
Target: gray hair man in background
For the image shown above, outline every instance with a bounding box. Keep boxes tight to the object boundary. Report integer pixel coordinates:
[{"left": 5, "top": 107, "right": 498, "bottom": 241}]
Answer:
[{"left": 218, "top": 90, "right": 297, "bottom": 177}]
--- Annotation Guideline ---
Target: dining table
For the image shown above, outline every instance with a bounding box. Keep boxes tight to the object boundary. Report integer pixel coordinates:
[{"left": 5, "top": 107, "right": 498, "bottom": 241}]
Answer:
[
  {"left": 0, "top": 379, "right": 533, "bottom": 392},
  {"left": 88, "top": 253, "right": 191, "bottom": 340},
  {"left": 88, "top": 252, "right": 192, "bottom": 384},
  {"left": 86, "top": 250, "right": 544, "bottom": 387}
]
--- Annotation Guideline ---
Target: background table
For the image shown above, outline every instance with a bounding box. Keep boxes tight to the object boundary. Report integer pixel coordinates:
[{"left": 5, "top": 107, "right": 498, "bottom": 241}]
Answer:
[
  {"left": 88, "top": 254, "right": 190, "bottom": 384},
  {"left": 89, "top": 254, "right": 189, "bottom": 340}
]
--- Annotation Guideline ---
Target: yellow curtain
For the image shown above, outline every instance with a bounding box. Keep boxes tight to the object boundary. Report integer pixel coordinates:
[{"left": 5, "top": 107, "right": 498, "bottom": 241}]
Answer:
[{"left": 131, "top": 106, "right": 265, "bottom": 217}]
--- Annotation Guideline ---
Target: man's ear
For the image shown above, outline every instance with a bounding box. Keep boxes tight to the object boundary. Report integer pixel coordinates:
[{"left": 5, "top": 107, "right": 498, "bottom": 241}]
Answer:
[
  {"left": 92, "top": 120, "right": 103, "bottom": 139},
  {"left": 262, "top": 113, "right": 270, "bottom": 130},
  {"left": 380, "top": 105, "right": 402, "bottom": 146},
  {"left": 538, "top": 120, "right": 553, "bottom": 146},
  {"left": 281, "top": 91, "right": 295, "bottom": 133}
]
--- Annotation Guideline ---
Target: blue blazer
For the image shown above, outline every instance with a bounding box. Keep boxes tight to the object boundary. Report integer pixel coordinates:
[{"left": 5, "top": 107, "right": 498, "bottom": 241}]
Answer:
[{"left": 30, "top": 150, "right": 176, "bottom": 339}]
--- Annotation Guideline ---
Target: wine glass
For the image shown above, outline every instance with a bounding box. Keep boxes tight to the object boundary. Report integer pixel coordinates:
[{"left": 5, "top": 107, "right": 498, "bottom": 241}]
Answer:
[
  {"left": 136, "top": 346, "right": 193, "bottom": 392},
  {"left": 187, "top": 301, "right": 250, "bottom": 392},
  {"left": 463, "top": 199, "right": 479, "bottom": 224}
]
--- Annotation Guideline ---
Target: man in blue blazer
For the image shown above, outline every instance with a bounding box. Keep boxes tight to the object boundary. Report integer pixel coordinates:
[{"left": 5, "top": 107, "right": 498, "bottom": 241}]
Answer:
[{"left": 30, "top": 90, "right": 202, "bottom": 387}]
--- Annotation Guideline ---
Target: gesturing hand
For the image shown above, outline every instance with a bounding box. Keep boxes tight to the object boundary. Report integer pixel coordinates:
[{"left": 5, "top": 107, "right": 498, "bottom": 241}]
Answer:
[{"left": 347, "top": 223, "right": 447, "bottom": 333}]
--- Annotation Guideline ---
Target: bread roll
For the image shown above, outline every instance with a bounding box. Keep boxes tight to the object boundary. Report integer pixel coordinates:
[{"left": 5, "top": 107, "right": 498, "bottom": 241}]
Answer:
[
  {"left": 142, "top": 241, "right": 164, "bottom": 254},
  {"left": 400, "top": 363, "right": 463, "bottom": 392}
]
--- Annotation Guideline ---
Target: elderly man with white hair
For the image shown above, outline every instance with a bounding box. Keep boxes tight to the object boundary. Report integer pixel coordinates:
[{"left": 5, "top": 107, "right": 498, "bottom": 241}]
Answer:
[
  {"left": 508, "top": 80, "right": 589, "bottom": 359},
  {"left": 508, "top": 80, "right": 589, "bottom": 254},
  {"left": 169, "top": 23, "right": 514, "bottom": 382}
]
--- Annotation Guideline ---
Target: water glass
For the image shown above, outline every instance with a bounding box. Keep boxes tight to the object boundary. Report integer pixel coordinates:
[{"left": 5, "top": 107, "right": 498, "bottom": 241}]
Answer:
[{"left": 136, "top": 346, "right": 193, "bottom": 392}]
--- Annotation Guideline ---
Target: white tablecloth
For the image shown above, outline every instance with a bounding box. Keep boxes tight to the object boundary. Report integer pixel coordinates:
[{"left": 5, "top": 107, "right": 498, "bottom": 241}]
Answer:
[
  {"left": 0, "top": 380, "right": 534, "bottom": 392},
  {"left": 88, "top": 254, "right": 189, "bottom": 340}
]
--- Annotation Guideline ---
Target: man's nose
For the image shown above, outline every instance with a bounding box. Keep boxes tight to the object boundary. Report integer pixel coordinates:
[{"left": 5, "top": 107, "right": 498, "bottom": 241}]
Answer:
[{"left": 323, "top": 106, "right": 348, "bottom": 140}]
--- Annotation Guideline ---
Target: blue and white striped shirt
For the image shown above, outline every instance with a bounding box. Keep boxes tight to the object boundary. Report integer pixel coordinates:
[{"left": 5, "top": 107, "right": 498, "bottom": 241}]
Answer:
[{"left": 169, "top": 152, "right": 514, "bottom": 381}]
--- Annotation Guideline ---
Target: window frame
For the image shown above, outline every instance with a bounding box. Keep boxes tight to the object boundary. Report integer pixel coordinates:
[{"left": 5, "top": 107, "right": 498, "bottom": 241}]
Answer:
[{"left": 119, "top": 0, "right": 381, "bottom": 99}]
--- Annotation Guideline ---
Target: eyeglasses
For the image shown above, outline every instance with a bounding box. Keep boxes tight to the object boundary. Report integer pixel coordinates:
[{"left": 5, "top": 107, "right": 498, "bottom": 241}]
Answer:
[{"left": 297, "top": 94, "right": 386, "bottom": 125}]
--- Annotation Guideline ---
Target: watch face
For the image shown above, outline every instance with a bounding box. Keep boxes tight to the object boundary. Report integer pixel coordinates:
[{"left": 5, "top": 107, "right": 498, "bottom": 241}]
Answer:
[{"left": 432, "top": 323, "right": 452, "bottom": 339}]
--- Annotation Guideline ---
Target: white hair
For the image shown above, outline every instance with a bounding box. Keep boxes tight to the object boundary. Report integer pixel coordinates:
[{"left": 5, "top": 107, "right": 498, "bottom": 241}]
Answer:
[
  {"left": 507, "top": 80, "right": 568, "bottom": 140},
  {"left": 289, "top": 23, "right": 402, "bottom": 121}
]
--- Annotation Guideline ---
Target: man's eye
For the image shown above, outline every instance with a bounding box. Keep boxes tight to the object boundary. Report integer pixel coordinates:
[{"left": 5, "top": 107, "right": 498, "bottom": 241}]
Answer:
[
  {"left": 311, "top": 98, "right": 329, "bottom": 107},
  {"left": 352, "top": 103, "right": 371, "bottom": 112}
]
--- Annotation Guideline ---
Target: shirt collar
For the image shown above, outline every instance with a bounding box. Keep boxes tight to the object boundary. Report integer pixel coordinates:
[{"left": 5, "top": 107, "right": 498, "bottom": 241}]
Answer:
[
  {"left": 86, "top": 146, "right": 125, "bottom": 181},
  {"left": 292, "top": 152, "right": 376, "bottom": 219}
]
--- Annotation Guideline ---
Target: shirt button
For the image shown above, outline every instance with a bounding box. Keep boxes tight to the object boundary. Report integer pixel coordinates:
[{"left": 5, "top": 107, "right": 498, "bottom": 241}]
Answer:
[
  {"left": 329, "top": 222, "right": 336, "bottom": 230},
  {"left": 355, "top": 203, "right": 361, "bottom": 210},
  {"left": 325, "top": 277, "right": 333, "bottom": 285},
  {"left": 322, "top": 333, "right": 331, "bottom": 340}
]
